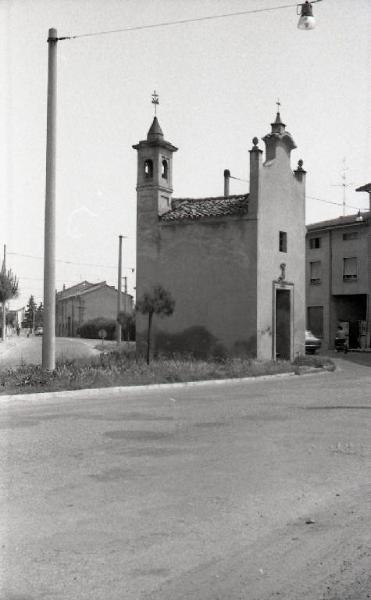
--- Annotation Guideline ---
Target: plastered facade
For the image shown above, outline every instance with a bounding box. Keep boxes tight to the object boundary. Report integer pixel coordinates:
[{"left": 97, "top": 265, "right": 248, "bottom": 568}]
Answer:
[{"left": 134, "top": 113, "right": 306, "bottom": 359}]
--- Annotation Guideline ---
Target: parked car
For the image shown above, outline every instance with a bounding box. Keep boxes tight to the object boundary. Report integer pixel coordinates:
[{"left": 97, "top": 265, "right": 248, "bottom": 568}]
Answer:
[
  {"left": 34, "top": 327, "right": 43, "bottom": 336},
  {"left": 305, "top": 330, "right": 321, "bottom": 354}
]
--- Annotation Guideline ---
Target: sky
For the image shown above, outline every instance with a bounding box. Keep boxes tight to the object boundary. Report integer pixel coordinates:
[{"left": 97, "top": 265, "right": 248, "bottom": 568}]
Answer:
[{"left": 1, "top": 0, "right": 370, "bottom": 311}]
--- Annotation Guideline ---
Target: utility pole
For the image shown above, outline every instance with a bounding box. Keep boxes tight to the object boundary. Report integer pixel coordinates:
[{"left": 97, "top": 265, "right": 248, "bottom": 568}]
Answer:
[
  {"left": 1, "top": 244, "right": 6, "bottom": 342},
  {"left": 124, "top": 276, "right": 128, "bottom": 312},
  {"left": 42, "top": 28, "right": 58, "bottom": 370},
  {"left": 116, "top": 235, "right": 123, "bottom": 344}
]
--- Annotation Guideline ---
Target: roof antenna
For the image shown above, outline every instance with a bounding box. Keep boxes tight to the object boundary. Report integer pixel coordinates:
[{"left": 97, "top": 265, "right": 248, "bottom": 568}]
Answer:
[{"left": 331, "top": 158, "right": 353, "bottom": 217}]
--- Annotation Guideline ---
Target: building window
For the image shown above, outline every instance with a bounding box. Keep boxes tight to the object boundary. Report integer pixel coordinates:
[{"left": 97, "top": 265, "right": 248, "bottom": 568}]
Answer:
[
  {"left": 279, "top": 231, "right": 287, "bottom": 253},
  {"left": 343, "top": 257, "right": 358, "bottom": 280},
  {"left": 310, "top": 261, "right": 321, "bottom": 285},
  {"left": 309, "top": 237, "right": 321, "bottom": 249},
  {"left": 161, "top": 159, "right": 168, "bottom": 179},
  {"left": 144, "top": 159, "right": 153, "bottom": 178},
  {"left": 343, "top": 232, "right": 359, "bottom": 241}
]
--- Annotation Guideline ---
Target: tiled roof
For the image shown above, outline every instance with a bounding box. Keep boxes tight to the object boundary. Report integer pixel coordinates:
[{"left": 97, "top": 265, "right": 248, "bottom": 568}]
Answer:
[
  {"left": 56, "top": 281, "right": 106, "bottom": 300},
  {"left": 160, "top": 194, "right": 249, "bottom": 222},
  {"left": 307, "top": 211, "right": 370, "bottom": 231}
]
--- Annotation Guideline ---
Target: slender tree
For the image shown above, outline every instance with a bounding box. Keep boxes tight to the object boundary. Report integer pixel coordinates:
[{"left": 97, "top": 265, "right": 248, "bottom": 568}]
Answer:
[
  {"left": 136, "top": 285, "right": 175, "bottom": 364},
  {"left": 35, "top": 302, "right": 44, "bottom": 327},
  {"left": 23, "top": 295, "right": 37, "bottom": 332},
  {"left": 0, "top": 267, "right": 19, "bottom": 341}
]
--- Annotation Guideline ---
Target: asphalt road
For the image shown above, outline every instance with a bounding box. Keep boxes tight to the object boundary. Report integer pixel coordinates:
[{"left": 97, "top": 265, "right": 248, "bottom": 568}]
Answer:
[{"left": 1, "top": 360, "right": 370, "bottom": 600}]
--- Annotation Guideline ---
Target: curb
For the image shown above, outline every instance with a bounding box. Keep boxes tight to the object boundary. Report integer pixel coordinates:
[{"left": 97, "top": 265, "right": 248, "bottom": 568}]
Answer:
[{"left": 0, "top": 367, "right": 334, "bottom": 403}]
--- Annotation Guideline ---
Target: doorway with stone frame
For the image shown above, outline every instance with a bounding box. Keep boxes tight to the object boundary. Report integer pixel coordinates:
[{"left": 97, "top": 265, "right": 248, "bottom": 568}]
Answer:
[{"left": 273, "top": 283, "right": 294, "bottom": 361}]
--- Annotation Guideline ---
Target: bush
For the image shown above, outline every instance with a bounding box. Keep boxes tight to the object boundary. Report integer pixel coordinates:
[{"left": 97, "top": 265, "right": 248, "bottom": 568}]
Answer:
[{"left": 77, "top": 317, "right": 117, "bottom": 340}]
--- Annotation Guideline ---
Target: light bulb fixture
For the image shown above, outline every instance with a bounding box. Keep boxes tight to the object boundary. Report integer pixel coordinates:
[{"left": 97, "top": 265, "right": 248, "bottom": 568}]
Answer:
[{"left": 297, "top": 0, "right": 322, "bottom": 30}]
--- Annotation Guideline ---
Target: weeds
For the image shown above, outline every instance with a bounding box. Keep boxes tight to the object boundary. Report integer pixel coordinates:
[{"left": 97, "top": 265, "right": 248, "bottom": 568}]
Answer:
[{"left": 0, "top": 351, "right": 334, "bottom": 395}]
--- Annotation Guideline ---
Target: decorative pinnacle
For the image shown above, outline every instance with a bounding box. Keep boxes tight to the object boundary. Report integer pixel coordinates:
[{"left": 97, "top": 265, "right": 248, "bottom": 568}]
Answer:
[
  {"left": 151, "top": 90, "right": 159, "bottom": 115},
  {"left": 252, "top": 137, "right": 259, "bottom": 146}
]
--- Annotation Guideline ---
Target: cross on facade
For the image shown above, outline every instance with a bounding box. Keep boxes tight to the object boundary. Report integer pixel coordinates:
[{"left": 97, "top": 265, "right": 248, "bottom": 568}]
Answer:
[
  {"left": 151, "top": 90, "right": 159, "bottom": 115},
  {"left": 276, "top": 98, "right": 281, "bottom": 112}
]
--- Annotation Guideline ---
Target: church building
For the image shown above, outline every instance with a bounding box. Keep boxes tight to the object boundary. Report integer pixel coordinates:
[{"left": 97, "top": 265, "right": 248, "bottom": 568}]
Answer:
[{"left": 133, "top": 110, "right": 306, "bottom": 360}]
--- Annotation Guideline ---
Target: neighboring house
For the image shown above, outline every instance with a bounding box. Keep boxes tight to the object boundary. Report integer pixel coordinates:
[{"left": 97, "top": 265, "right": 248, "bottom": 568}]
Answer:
[
  {"left": 5, "top": 307, "right": 25, "bottom": 329},
  {"left": 56, "top": 281, "right": 133, "bottom": 337},
  {"left": 306, "top": 211, "right": 371, "bottom": 350},
  {"left": 134, "top": 111, "right": 306, "bottom": 360}
]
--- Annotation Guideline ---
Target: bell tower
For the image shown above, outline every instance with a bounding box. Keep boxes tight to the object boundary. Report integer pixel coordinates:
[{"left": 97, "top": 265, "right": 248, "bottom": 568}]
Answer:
[{"left": 133, "top": 114, "right": 178, "bottom": 217}]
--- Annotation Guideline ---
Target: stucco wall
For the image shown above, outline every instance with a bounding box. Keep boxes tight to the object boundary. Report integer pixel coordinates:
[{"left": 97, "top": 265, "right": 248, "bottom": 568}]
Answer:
[
  {"left": 257, "top": 144, "right": 306, "bottom": 360},
  {"left": 56, "top": 287, "right": 131, "bottom": 336},
  {"left": 306, "top": 230, "right": 331, "bottom": 349},
  {"left": 136, "top": 215, "right": 258, "bottom": 356},
  {"left": 306, "top": 221, "right": 371, "bottom": 349}
]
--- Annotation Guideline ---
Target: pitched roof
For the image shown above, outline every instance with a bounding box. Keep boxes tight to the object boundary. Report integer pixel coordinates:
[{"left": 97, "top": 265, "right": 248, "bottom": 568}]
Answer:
[
  {"left": 160, "top": 194, "right": 249, "bottom": 222},
  {"left": 307, "top": 211, "right": 370, "bottom": 231},
  {"left": 56, "top": 281, "right": 107, "bottom": 300}
]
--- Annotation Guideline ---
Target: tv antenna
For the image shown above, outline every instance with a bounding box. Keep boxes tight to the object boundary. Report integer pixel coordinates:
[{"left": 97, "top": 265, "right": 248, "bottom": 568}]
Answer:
[{"left": 331, "top": 158, "right": 353, "bottom": 216}]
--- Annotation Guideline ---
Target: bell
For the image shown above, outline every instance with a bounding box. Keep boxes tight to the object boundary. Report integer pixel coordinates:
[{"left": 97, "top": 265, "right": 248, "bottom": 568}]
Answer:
[{"left": 297, "top": 1, "right": 316, "bottom": 30}]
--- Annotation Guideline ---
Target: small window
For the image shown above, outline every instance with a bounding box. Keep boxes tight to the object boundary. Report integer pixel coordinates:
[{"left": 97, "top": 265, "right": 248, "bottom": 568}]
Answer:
[
  {"left": 309, "top": 237, "right": 321, "bottom": 249},
  {"left": 161, "top": 159, "right": 168, "bottom": 179},
  {"left": 279, "top": 231, "right": 287, "bottom": 253},
  {"left": 343, "top": 232, "right": 359, "bottom": 241},
  {"left": 343, "top": 257, "right": 357, "bottom": 280},
  {"left": 144, "top": 159, "right": 153, "bottom": 178},
  {"left": 310, "top": 261, "right": 321, "bottom": 285}
]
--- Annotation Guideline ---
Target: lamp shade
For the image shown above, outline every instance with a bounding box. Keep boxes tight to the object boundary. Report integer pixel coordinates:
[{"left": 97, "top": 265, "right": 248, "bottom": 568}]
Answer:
[{"left": 297, "top": 2, "right": 316, "bottom": 30}]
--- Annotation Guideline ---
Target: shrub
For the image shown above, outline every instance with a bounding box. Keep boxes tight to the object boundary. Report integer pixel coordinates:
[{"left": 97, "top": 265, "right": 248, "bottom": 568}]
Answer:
[{"left": 77, "top": 317, "right": 117, "bottom": 340}]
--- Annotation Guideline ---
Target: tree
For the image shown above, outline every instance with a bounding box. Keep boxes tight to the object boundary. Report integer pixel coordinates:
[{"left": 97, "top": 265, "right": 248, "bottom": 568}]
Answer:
[
  {"left": 35, "top": 302, "right": 44, "bottom": 327},
  {"left": 22, "top": 295, "right": 37, "bottom": 331},
  {"left": 136, "top": 285, "right": 175, "bottom": 364},
  {"left": 117, "top": 311, "right": 136, "bottom": 342},
  {"left": 0, "top": 267, "right": 19, "bottom": 341}
]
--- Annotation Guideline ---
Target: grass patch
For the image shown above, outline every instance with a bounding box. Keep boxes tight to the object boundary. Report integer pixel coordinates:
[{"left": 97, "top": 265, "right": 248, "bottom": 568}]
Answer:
[{"left": 0, "top": 351, "right": 335, "bottom": 396}]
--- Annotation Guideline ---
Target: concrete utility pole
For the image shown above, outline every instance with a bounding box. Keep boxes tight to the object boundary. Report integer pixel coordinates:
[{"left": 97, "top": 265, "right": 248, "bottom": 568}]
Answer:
[
  {"left": 1, "top": 244, "right": 6, "bottom": 342},
  {"left": 42, "top": 28, "right": 58, "bottom": 370},
  {"left": 116, "top": 235, "right": 123, "bottom": 344}
]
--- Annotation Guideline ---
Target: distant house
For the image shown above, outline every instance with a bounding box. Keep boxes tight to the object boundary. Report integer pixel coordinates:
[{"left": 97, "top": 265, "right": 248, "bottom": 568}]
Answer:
[
  {"left": 306, "top": 211, "right": 371, "bottom": 350},
  {"left": 6, "top": 307, "right": 25, "bottom": 329},
  {"left": 56, "top": 281, "right": 133, "bottom": 337}
]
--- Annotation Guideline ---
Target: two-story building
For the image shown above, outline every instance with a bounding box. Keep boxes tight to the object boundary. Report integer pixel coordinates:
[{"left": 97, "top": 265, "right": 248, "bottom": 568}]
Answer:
[
  {"left": 56, "top": 281, "right": 133, "bottom": 337},
  {"left": 306, "top": 211, "right": 371, "bottom": 350}
]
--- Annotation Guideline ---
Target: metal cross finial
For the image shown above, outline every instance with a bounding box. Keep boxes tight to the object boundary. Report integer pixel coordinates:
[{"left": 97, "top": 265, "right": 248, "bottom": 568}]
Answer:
[
  {"left": 276, "top": 98, "right": 281, "bottom": 112},
  {"left": 151, "top": 90, "right": 159, "bottom": 115}
]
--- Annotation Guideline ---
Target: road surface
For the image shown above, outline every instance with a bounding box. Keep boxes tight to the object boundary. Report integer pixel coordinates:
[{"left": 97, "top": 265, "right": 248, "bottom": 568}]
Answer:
[{"left": 0, "top": 359, "right": 370, "bottom": 599}]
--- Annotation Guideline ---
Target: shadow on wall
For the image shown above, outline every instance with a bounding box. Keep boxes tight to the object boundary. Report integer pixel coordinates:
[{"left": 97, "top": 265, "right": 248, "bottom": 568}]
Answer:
[
  {"left": 154, "top": 326, "right": 224, "bottom": 359},
  {"left": 153, "top": 326, "right": 257, "bottom": 359}
]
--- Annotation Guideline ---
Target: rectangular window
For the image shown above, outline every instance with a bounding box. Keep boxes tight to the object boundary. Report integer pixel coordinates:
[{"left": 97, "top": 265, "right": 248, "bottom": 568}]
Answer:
[
  {"left": 343, "top": 257, "right": 358, "bottom": 280},
  {"left": 309, "top": 237, "right": 321, "bottom": 249},
  {"left": 310, "top": 261, "right": 321, "bottom": 285},
  {"left": 343, "top": 232, "right": 359, "bottom": 241},
  {"left": 279, "top": 231, "right": 287, "bottom": 253}
]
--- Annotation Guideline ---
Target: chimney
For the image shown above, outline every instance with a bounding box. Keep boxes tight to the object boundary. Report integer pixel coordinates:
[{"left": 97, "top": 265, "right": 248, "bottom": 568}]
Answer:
[{"left": 224, "top": 169, "right": 230, "bottom": 197}]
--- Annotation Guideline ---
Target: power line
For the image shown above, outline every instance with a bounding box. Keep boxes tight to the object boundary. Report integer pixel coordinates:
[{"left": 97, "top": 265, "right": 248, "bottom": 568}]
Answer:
[
  {"left": 56, "top": 2, "right": 299, "bottom": 41},
  {"left": 8, "top": 252, "right": 135, "bottom": 272},
  {"left": 307, "top": 195, "right": 364, "bottom": 211}
]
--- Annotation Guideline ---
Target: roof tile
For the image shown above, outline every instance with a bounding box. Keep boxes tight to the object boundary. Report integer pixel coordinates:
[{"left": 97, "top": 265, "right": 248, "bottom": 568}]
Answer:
[{"left": 160, "top": 194, "right": 249, "bottom": 222}]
